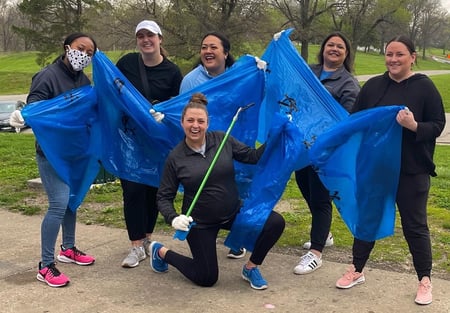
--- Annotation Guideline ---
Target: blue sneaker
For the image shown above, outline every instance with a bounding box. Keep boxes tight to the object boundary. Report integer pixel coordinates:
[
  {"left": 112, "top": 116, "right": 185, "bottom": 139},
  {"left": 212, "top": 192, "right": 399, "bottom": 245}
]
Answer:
[
  {"left": 150, "top": 241, "right": 168, "bottom": 273},
  {"left": 242, "top": 265, "right": 268, "bottom": 290}
]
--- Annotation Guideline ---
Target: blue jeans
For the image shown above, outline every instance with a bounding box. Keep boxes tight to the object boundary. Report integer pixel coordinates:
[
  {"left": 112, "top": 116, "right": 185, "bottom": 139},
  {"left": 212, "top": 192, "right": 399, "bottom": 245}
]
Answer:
[{"left": 37, "top": 154, "right": 76, "bottom": 266}]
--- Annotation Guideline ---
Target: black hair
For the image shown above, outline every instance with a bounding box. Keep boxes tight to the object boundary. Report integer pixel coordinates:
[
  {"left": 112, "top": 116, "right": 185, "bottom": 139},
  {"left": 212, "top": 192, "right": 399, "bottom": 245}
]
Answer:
[
  {"left": 194, "top": 31, "right": 235, "bottom": 68},
  {"left": 386, "top": 35, "right": 416, "bottom": 54},
  {"left": 53, "top": 32, "right": 97, "bottom": 64},
  {"left": 63, "top": 32, "right": 97, "bottom": 54},
  {"left": 317, "top": 31, "right": 354, "bottom": 73},
  {"left": 385, "top": 35, "right": 417, "bottom": 65}
]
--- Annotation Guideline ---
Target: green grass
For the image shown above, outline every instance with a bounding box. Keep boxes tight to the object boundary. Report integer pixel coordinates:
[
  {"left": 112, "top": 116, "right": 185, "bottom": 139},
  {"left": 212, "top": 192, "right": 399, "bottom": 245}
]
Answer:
[
  {"left": 1, "top": 132, "right": 450, "bottom": 276},
  {"left": 2, "top": 46, "right": 450, "bottom": 95}
]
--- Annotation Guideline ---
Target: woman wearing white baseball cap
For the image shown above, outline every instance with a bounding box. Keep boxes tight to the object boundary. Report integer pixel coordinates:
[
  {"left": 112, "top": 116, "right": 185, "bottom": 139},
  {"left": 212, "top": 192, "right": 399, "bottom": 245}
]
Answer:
[{"left": 116, "top": 20, "right": 183, "bottom": 268}]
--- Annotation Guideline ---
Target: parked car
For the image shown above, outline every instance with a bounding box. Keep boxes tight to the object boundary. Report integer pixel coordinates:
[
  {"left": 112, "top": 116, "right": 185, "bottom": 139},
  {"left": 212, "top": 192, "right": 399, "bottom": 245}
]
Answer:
[{"left": 0, "top": 100, "right": 25, "bottom": 132}]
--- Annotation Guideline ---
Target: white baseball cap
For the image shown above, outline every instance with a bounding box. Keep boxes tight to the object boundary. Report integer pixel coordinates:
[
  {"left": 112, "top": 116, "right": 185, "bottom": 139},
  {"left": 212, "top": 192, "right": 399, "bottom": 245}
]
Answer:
[{"left": 135, "top": 20, "right": 162, "bottom": 36}]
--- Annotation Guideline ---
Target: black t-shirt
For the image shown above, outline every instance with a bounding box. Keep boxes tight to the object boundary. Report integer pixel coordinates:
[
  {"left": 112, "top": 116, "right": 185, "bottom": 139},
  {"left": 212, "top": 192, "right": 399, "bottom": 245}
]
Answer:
[{"left": 116, "top": 52, "right": 182, "bottom": 103}]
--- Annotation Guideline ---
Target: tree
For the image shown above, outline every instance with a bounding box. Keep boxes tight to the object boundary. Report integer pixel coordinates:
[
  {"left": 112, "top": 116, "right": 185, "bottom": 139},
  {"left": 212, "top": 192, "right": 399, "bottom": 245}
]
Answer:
[
  {"left": 416, "top": 0, "right": 448, "bottom": 58},
  {"left": 270, "top": 0, "right": 339, "bottom": 61},
  {"left": 162, "top": 0, "right": 275, "bottom": 60},
  {"left": 13, "top": 0, "right": 110, "bottom": 65}
]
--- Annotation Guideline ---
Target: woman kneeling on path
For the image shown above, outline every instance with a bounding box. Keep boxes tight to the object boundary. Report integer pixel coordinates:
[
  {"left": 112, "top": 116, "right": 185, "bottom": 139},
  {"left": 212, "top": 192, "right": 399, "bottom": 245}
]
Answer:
[{"left": 151, "top": 93, "right": 285, "bottom": 290}]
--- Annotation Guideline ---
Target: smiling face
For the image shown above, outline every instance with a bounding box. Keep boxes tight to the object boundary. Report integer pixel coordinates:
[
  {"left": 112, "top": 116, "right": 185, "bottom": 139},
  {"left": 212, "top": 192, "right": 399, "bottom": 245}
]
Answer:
[
  {"left": 182, "top": 107, "right": 209, "bottom": 148},
  {"left": 385, "top": 41, "right": 416, "bottom": 82},
  {"left": 200, "top": 35, "right": 228, "bottom": 77},
  {"left": 322, "top": 36, "right": 348, "bottom": 70},
  {"left": 136, "top": 29, "right": 161, "bottom": 56}
]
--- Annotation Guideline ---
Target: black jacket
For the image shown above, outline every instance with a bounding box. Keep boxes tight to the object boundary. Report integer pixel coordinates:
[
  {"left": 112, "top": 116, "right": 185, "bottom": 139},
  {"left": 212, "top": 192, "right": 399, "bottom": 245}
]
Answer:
[{"left": 157, "top": 131, "right": 265, "bottom": 226}]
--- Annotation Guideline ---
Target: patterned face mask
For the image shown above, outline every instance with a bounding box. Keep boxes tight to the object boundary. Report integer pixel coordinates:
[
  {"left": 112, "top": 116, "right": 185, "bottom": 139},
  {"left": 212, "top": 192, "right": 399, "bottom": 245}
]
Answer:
[{"left": 65, "top": 45, "right": 92, "bottom": 71}]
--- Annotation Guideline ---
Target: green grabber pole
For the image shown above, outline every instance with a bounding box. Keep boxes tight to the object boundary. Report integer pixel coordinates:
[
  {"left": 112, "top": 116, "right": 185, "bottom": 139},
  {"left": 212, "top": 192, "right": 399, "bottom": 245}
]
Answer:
[{"left": 173, "top": 103, "right": 255, "bottom": 240}]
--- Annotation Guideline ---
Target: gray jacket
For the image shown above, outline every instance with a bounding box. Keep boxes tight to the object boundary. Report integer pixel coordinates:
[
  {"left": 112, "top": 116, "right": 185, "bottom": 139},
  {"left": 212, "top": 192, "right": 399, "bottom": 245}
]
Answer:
[{"left": 310, "top": 64, "right": 360, "bottom": 112}]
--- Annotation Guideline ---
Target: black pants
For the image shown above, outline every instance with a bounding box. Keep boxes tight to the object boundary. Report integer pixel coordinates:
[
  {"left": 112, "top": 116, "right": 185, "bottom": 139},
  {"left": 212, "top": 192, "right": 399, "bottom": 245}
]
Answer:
[
  {"left": 352, "top": 173, "right": 432, "bottom": 280},
  {"left": 295, "top": 166, "right": 332, "bottom": 252},
  {"left": 120, "top": 179, "right": 159, "bottom": 241},
  {"left": 165, "top": 211, "right": 285, "bottom": 287}
]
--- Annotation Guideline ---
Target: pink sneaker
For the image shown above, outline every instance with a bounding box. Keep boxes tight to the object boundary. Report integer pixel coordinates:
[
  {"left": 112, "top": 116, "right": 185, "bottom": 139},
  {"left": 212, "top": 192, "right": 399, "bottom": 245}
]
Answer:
[
  {"left": 37, "top": 262, "right": 70, "bottom": 287},
  {"left": 57, "top": 245, "right": 95, "bottom": 265},
  {"left": 336, "top": 264, "right": 365, "bottom": 289},
  {"left": 415, "top": 276, "right": 432, "bottom": 305}
]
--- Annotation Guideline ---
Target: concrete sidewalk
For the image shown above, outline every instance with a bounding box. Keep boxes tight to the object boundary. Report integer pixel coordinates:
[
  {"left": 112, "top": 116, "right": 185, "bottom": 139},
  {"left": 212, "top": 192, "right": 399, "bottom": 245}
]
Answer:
[{"left": 0, "top": 209, "right": 449, "bottom": 313}]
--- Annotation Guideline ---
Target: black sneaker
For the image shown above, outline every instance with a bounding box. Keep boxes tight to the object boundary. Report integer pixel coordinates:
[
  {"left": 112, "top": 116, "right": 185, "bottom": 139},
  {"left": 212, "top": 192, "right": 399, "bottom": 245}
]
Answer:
[{"left": 227, "top": 248, "right": 246, "bottom": 259}]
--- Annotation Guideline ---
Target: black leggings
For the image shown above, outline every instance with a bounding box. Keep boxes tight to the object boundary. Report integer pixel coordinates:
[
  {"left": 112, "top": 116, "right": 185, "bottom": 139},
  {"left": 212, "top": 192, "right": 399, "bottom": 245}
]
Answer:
[
  {"left": 295, "top": 166, "right": 332, "bottom": 252},
  {"left": 352, "top": 173, "right": 432, "bottom": 280},
  {"left": 120, "top": 179, "right": 159, "bottom": 241},
  {"left": 164, "top": 211, "right": 285, "bottom": 287}
]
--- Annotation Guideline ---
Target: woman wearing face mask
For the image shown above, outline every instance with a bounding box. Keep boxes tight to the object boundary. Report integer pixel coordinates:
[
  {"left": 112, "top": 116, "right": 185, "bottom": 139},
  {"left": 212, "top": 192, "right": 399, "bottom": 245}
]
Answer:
[
  {"left": 179, "top": 31, "right": 235, "bottom": 94},
  {"left": 11, "top": 33, "right": 98, "bottom": 288}
]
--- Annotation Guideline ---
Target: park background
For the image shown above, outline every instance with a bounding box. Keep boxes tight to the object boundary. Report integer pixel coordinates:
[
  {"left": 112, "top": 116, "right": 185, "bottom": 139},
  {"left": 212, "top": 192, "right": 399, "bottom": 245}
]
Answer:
[{"left": 0, "top": 0, "right": 450, "bottom": 281}]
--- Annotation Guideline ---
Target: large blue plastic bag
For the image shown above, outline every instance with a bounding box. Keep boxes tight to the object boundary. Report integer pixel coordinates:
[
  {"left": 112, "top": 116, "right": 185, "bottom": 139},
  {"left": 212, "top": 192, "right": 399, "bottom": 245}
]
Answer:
[
  {"left": 309, "top": 105, "right": 403, "bottom": 241},
  {"left": 258, "top": 28, "right": 348, "bottom": 161},
  {"left": 225, "top": 113, "right": 302, "bottom": 251},
  {"left": 92, "top": 51, "right": 265, "bottom": 194},
  {"left": 21, "top": 86, "right": 101, "bottom": 211}
]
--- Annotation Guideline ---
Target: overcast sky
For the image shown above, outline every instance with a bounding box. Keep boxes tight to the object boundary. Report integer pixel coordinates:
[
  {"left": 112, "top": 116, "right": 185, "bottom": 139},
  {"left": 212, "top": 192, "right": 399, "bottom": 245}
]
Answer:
[{"left": 442, "top": 0, "right": 450, "bottom": 11}]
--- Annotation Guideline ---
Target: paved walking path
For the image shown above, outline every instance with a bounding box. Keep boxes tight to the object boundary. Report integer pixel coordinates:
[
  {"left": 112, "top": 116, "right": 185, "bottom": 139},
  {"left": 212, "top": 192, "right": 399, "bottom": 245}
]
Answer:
[{"left": 0, "top": 209, "right": 449, "bottom": 313}]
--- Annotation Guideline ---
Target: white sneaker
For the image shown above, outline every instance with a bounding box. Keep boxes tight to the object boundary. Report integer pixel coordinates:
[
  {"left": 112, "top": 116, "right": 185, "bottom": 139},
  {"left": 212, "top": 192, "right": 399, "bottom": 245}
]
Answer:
[
  {"left": 293, "top": 251, "right": 322, "bottom": 275},
  {"left": 121, "top": 246, "right": 146, "bottom": 268},
  {"left": 302, "top": 232, "right": 334, "bottom": 250}
]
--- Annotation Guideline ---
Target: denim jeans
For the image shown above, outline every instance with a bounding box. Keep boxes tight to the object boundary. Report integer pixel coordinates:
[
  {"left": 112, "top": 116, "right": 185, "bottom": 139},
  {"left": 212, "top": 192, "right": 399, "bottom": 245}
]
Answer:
[{"left": 37, "top": 154, "right": 76, "bottom": 266}]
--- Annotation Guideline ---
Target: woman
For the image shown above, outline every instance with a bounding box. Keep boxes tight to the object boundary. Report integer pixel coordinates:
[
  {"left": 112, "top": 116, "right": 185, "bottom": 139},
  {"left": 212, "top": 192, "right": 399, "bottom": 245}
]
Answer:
[
  {"left": 10, "top": 33, "right": 98, "bottom": 287},
  {"left": 179, "top": 31, "right": 235, "bottom": 94},
  {"left": 335, "top": 35, "right": 445, "bottom": 306},
  {"left": 116, "top": 20, "right": 183, "bottom": 268},
  {"left": 151, "top": 93, "right": 285, "bottom": 290},
  {"left": 179, "top": 31, "right": 245, "bottom": 259},
  {"left": 293, "top": 32, "right": 360, "bottom": 275}
]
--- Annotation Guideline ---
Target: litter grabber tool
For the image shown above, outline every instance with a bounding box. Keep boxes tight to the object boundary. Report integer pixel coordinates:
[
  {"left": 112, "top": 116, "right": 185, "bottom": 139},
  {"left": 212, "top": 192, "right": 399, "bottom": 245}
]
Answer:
[{"left": 173, "top": 102, "right": 255, "bottom": 240}]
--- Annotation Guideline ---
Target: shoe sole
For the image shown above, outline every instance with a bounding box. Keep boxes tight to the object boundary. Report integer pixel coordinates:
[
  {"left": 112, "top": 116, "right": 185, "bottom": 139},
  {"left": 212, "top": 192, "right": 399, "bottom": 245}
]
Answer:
[
  {"left": 241, "top": 274, "right": 268, "bottom": 290},
  {"left": 56, "top": 255, "right": 95, "bottom": 266},
  {"left": 415, "top": 298, "right": 432, "bottom": 305},
  {"left": 36, "top": 273, "right": 69, "bottom": 288},
  {"left": 293, "top": 261, "right": 322, "bottom": 275},
  {"left": 227, "top": 250, "right": 247, "bottom": 259},
  {"left": 336, "top": 275, "right": 365, "bottom": 289},
  {"left": 121, "top": 261, "right": 139, "bottom": 268}
]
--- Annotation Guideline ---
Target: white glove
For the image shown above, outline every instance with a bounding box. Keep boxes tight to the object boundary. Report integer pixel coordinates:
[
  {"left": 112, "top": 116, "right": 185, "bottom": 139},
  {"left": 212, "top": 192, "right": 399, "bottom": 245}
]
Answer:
[
  {"left": 149, "top": 108, "right": 164, "bottom": 123},
  {"left": 10, "top": 110, "right": 25, "bottom": 131},
  {"left": 254, "top": 56, "right": 267, "bottom": 71},
  {"left": 171, "top": 215, "right": 193, "bottom": 231},
  {"left": 273, "top": 30, "right": 284, "bottom": 41}
]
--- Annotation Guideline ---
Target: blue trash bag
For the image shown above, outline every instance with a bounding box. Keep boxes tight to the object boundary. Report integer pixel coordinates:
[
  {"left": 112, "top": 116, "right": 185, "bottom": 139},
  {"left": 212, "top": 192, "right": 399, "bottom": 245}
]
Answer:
[
  {"left": 21, "top": 86, "right": 101, "bottom": 211},
  {"left": 309, "top": 105, "right": 403, "bottom": 241},
  {"left": 92, "top": 51, "right": 266, "bottom": 193}
]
